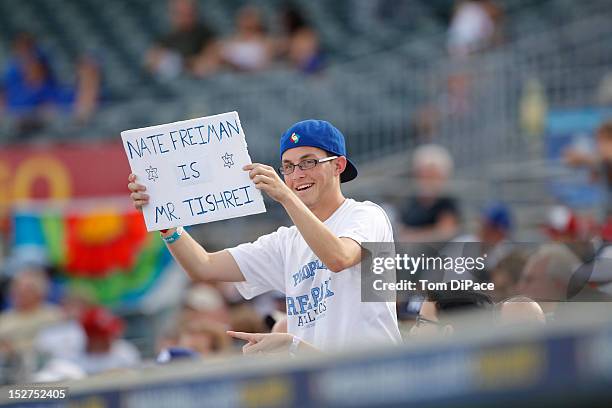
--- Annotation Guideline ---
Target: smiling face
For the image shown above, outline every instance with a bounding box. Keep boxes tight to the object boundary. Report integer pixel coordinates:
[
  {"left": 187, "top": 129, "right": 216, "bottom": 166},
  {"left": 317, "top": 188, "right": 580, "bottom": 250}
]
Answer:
[{"left": 281, "top": 146, "right": 346, "bottom": 209}]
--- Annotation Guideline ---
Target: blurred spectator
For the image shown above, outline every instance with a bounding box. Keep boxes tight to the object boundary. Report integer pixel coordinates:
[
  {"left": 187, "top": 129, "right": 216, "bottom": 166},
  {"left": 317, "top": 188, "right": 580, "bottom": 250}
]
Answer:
[
  {"left": 156, "top": 320, "right": 181, "bottom": 355},
  {"left": 414, "top": 72, "right": 473, "bottom": 142},
  {"left": 0, "top": 267, "right": 62, "bottom": 354},
  {"left": 228, "top": 302, "right": 267, "bottom": 334},
  {"left": 545, "top": 205, "right": 582, "bottom": 241},
  {"left": 564, "top": 121, "right": 612, "bottom": 219},
  {"left": 1, "top": 32, "right": 101, "bottom": 136},
  {"left": 497, "top": 296, "right": 546, "bottom": 326},
  {"left": 479, "top": 201, "right": 514, "bottom": 266},
  {"left": 444, "top": 72, "right": 472, "bottom": 114},
  {"left": 515, "top": 243, "right": 611, "bottom": 317},
  {"left": 181, "top": 283, "right": 230, "bottom": 327},
  {"left": 220, "top": 6, "right": 274, "bottom": 72},
  {"left": 544, "top": 205, "right": 596, "bottom": 262},
  {"left": 489, "top": 251, "right": 528, "bottom": 302},
  {"left": 172, "top": 283, "right": 240, "bottom": 354},
  {"left": 146, "top": 0, "right": 218, "bottom": 79},
  {"left": 215, "top": 282, "right": 271, "bottom": 334},
  {"left": 480, "top": 202, "right": 512, "bottom": 247},
  {"left": 35, "top": 288, "right": 94, "bottom": 361},
  {"left": 1, "top": 246, "right": 65, "bottom": 308},
  {"left": 277, "top": 6, "right": 324, "bottom": 74},
  {"left": 177, "top": 319, "right": 231, "bottom": 356},
  {"left": 522, "top": 243, "right": 612, "bottom": 322},
  {"left": 398, "top": 144, "right": 460, "bottom": 242},
  {"left": 410, "top": 290, "right": 494, "bottom": 337},
  {"left": 447, "top": 0, "right": 503, "bottom": 58},
  {"left": 67, "top": 307, "right": 140, "bottom": 375},
  {"left": 31, "top": 358, "right": 85, "bottom": 383}
]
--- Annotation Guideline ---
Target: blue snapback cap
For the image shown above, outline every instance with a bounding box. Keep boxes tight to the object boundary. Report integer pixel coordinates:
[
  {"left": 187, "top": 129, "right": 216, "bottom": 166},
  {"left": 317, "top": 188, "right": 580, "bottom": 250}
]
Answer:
[{"left": 279, "top": 119, "right": 358, "bottom": 183}]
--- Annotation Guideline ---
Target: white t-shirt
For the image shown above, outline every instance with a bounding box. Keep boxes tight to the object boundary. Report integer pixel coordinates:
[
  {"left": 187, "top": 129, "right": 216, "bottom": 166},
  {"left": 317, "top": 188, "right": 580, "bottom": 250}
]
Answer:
[{"left": 229, "top": 198, "right": 401, "bottom": 351}]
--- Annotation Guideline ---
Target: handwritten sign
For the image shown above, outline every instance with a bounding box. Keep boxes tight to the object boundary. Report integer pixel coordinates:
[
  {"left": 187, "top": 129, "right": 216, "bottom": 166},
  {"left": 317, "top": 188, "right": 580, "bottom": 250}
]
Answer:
[{"left": 121, "top": 111, "right": 266, "bottom": 231}]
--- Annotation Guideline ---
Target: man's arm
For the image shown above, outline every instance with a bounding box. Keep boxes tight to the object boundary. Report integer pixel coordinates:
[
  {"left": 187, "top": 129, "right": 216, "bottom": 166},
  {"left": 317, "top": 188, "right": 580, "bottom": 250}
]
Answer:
[
  {"left": 162, "top": 230, "right": 244, "bottom": 282},
  {"left": 281, "top": 194, "right": 361, "bottom": 272},
  {"left": 128, "top": 174, "right": 244, "bottom": 282},
  {"left": 244, "top": 164, "right": 361, "bottom": 273}
]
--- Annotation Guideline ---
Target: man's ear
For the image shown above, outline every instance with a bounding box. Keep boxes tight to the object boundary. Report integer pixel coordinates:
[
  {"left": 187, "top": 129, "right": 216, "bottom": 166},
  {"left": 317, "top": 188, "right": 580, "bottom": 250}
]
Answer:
[{"left": 335, "top": 156, "right": 347, "bottom": 176}]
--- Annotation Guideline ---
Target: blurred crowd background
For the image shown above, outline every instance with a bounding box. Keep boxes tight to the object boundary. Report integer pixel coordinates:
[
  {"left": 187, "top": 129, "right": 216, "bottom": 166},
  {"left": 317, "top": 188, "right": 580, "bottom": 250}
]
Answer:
[{"left": 1, "top": 0, "right": 612, "bottom": 402}]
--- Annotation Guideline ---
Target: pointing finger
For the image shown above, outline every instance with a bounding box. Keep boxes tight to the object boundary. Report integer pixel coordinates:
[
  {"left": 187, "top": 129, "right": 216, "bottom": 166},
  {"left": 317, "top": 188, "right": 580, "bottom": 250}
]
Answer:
[{"left": 227, "top": 331, "right": 263, "bottom": 343}]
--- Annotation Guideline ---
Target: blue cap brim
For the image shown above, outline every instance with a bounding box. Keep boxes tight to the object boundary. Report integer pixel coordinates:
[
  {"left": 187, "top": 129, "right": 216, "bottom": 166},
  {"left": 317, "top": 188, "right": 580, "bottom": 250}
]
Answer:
[{"left": 341, "top": 158, "right": 358, "bottom": 183}]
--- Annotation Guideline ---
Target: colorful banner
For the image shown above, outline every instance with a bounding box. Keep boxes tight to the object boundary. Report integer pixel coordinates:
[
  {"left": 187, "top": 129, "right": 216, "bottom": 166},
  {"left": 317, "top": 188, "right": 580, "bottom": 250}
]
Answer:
[
  {"left": 12, "top": 203, "right": 176, "bottom": 308},
  {"left": 1, "top": 141, "right": 184, "bottom": 309}
]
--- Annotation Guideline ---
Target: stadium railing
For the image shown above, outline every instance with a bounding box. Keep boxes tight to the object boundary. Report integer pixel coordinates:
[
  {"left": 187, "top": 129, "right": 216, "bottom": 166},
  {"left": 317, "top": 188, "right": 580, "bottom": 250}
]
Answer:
[{"left": 2, "top": 304, "right": 612, "bottom": 407}]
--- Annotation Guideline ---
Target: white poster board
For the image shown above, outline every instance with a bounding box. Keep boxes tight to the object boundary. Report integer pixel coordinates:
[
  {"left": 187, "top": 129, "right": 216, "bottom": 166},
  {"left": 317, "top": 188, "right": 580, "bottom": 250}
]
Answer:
[{"left": 121, "top": 111, "right": 266, "bottom": 231}]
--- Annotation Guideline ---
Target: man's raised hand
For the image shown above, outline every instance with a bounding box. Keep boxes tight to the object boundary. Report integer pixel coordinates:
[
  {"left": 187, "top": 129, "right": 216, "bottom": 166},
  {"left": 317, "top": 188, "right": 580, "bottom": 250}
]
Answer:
[
  {"left": 127, "top": 173, "right": 149, "bottom": 211},
  {"left": 243, "top": 163, "right": 292, "bottom": 204}
]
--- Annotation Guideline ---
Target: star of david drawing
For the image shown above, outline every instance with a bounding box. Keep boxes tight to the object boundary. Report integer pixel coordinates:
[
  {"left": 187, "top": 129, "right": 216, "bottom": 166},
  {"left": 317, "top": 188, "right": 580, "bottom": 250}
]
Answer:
[
  {"left": 221, "top": 152, "right": 235, "bottom": 168},
  {"left": 145, "top": 165, "right": 159, "bottom": 181}
]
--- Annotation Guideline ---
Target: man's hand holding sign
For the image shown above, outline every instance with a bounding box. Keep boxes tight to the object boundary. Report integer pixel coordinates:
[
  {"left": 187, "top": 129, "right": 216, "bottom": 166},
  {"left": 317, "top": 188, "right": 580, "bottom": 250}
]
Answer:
[{"left": 245, "top": 163, "right": 293, "bottom": 203}]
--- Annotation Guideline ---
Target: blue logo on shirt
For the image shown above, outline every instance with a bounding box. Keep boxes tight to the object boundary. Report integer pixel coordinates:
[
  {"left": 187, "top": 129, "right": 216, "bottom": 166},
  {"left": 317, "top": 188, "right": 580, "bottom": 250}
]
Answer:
[
  {"left": 287, "top": 277, "right": 335, "bottom": 327},
  {"left": 293, "top": 259, "right": 328, "bottom": 287}
]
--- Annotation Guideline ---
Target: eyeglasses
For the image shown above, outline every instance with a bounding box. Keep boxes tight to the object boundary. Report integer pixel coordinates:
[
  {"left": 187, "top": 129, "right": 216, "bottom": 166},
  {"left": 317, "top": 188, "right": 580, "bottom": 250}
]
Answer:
[
  {"left": 278, "top": 156, "right": 338, "bottom": 175},
  {"left": 414, "top": 315, "right": 442, "bottom": 328}
]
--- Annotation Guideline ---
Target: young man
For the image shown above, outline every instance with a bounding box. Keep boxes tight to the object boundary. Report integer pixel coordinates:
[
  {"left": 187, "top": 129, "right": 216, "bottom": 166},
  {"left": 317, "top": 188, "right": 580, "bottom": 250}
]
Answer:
[{"left": 128, "top": 119, "right": 401, "bottom": 354}]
